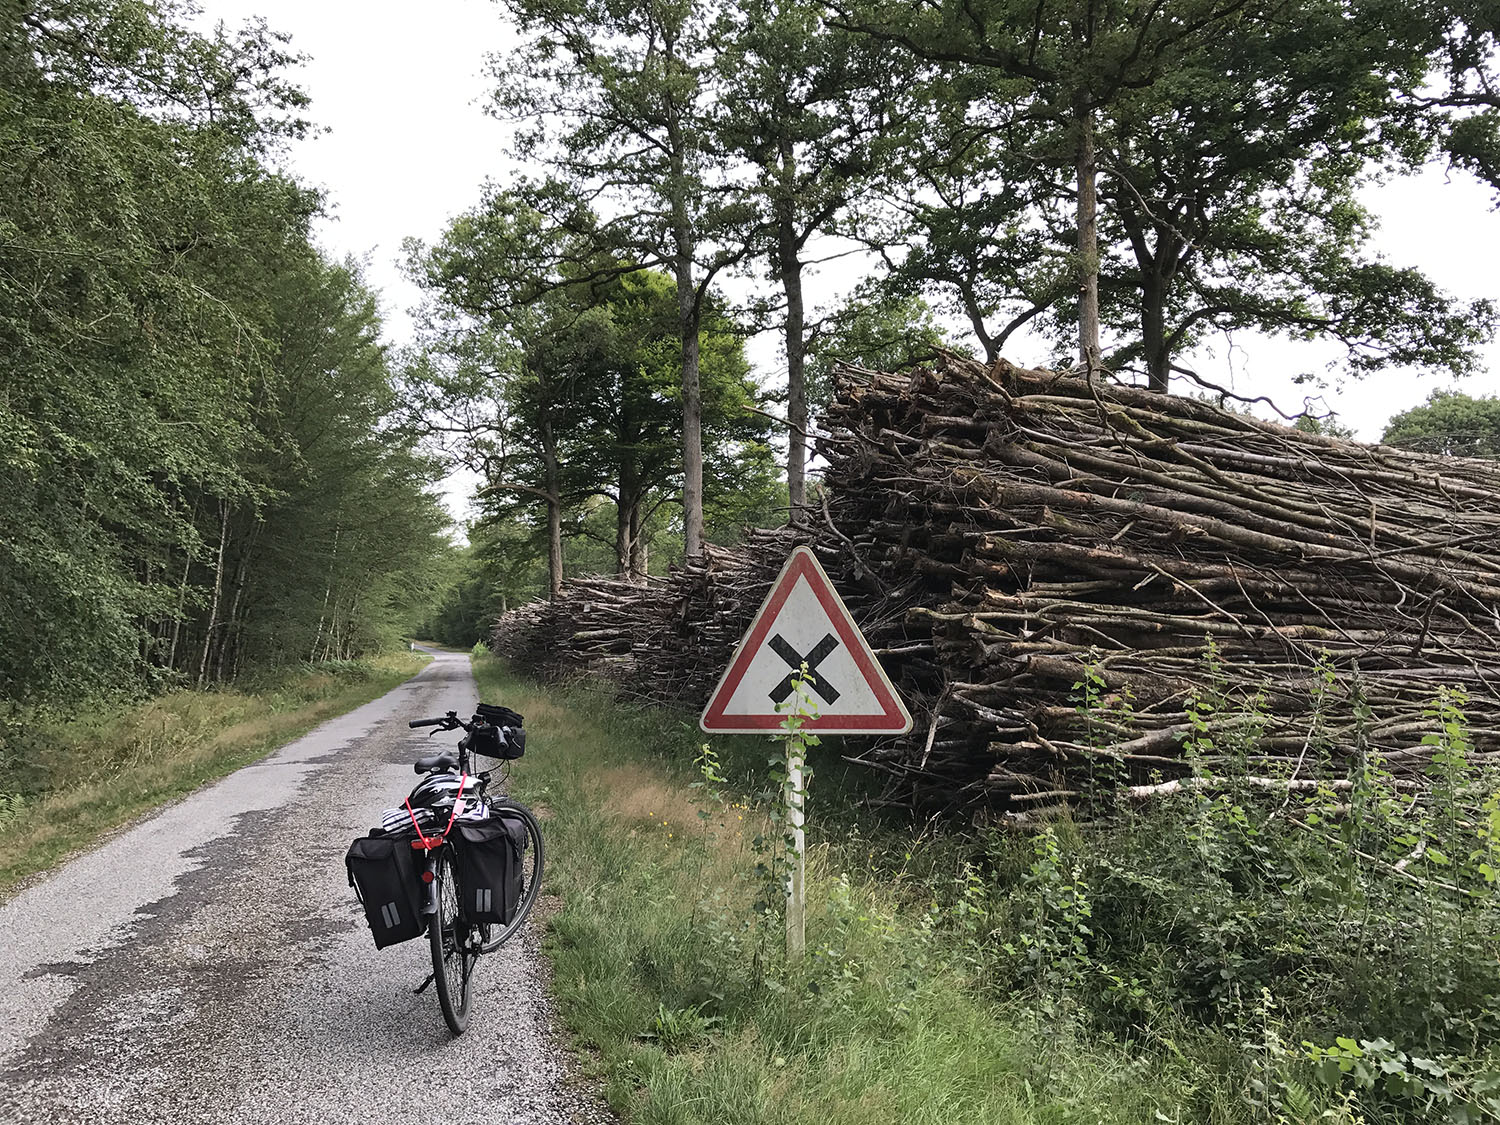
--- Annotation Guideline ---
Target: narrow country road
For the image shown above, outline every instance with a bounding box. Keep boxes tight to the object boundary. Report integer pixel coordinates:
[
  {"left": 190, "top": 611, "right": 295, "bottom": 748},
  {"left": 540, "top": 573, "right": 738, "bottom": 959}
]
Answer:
[{"left": 0, "top": 650, "right": 613, "bottom": 1125}]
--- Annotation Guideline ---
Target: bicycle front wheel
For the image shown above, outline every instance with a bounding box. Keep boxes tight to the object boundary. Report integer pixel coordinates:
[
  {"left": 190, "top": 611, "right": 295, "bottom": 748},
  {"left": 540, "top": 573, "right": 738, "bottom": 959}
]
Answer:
[
  {"left": 482, "top": 799, "right": 545, "bottom": 951},
  {"left": 429, "top": 848, "right": 475, "bottom": 1035}
]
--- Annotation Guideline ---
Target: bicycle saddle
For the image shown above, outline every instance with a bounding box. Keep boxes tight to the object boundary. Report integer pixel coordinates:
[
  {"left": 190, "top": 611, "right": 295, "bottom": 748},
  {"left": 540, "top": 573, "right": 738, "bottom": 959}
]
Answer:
[{"left": 414, "top": 751, "right": 458, "bottom": 774}]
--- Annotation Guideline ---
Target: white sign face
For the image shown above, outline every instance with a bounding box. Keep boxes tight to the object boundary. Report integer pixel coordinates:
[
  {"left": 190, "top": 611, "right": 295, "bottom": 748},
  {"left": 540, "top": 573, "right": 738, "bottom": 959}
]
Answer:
[{"left": 700, "top": 547, "right": 912, "bottom": 735}]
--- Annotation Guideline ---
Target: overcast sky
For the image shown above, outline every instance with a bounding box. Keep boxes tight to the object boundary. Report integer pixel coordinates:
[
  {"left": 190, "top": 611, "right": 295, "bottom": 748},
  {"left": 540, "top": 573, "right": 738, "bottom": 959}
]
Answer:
[{"left": 198, "top": 0, "right": 1500, "bottom": 521}]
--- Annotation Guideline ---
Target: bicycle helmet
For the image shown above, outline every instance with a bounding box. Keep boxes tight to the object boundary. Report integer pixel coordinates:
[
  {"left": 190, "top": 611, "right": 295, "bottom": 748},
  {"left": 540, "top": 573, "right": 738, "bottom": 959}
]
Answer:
[{"left": 407, "top": 770, "right": 465, "bottom": 811}]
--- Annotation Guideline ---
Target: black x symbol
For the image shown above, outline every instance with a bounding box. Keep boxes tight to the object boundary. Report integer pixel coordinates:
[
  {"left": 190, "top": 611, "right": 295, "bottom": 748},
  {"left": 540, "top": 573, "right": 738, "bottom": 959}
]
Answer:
[{"left": 768, "top": 633, "right": 841, "bottom": 705}]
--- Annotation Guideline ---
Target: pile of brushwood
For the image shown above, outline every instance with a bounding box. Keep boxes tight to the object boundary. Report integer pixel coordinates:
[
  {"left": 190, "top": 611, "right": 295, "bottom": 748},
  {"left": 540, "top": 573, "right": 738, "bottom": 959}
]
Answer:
[{"left": 493, "top": 353, "right": 1500, "bottom": 813}]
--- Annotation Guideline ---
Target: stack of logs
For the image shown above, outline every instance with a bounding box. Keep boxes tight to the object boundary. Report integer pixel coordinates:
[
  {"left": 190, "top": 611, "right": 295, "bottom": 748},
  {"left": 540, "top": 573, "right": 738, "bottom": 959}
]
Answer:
[
  {"left": 492, "top": 353, "right": 1500, "bottom": 812},
  {"left": 493, "top": 529, "right": 830, "bottom": 701}
]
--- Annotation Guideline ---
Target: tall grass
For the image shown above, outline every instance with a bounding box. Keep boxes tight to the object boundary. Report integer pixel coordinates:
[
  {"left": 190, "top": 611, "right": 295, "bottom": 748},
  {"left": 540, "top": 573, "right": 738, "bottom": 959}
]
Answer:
[
  {"left": 477, "top": 653, "right": 1220, "bottom": 1124},
  {"left": 478, "top": 649, "right": 1500, "bottom": 1124},
  {"left": 0, "top": 652, "right": 428, "bottom": 894}
]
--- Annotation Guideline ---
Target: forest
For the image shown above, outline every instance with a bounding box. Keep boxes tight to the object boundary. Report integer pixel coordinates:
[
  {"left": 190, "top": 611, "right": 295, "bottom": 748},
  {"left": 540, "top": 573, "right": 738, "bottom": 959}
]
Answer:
[
  {"left": 6, "top": 1, "right": 1500, "bottom": 1121},
  {"left": 1, "top": 0, "right": 452, "bottom": 709},
  {"left": 10, "top": 0, "right": 1497, "bottom": 678},
  {"left": 409, "top": 0, "right": 1500, "bottom": 643}
]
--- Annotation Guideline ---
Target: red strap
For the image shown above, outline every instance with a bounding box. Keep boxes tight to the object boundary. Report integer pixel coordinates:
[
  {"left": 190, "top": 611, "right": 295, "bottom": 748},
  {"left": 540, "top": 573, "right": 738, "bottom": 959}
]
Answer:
[
  {"left": 405, "top": 773, "right": 469, "bottom": 849},
  {"left": 405, "top": 797, "right": 435, "bottom": 849},
  {"left": 441, "top": 774, "right": 469, "bottom": 840}
]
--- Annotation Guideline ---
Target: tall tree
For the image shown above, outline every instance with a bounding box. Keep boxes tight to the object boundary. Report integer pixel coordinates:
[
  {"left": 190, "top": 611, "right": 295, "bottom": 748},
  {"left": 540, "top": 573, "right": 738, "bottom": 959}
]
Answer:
[
  {"left": 491, "top": 0, "right": 744, "bottom": 558},
  {"left": 1383, "top": 390, "right": 1500, "bottom": 457},
  {"left": 711, "top": 0, "right": 897, "bottom": 513},
  {"left": 1, "top": 0, "right": 447, "bottom": 702},
  {"left": 839, "top": 0, "right": 1262, "bottom": 371},
  {"left": 843, "top": 0, "right": 1494, "bottom": 388},
  {"left": 1424, "top": 0, "right": 1500, "bottom": 192},
  {"left": 406, "top": 193, "right": 776, "bottom": 591},
  {"left": 1095, "top": 1, "right": 1494, "bottom": 389}
]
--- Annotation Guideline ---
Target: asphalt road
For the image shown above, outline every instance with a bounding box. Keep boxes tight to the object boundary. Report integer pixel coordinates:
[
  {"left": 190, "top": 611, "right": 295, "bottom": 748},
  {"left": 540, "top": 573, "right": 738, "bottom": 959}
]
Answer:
[{"left": 0, "top": 649, "right": 614, "bottom": 1125}]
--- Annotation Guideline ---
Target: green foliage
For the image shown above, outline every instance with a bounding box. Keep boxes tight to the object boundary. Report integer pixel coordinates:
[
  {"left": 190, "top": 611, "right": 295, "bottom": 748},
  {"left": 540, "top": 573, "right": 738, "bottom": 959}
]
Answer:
[
  {"left": 1383, "top": 390, "right": 1500, "bottom": 458},
  {"left": 842, "top": 0, "right": 1496, "bottom": 385},
  {"left": 638, "top": 1001, "right": 721, "bottom": 1053},
  {"left": 406, "top": 194, "right": 779, "bottom": 592},
  {"left": 0, "top": 0, "right": 449, "bottom": 705},
  {"left": 805, "top": 286, "right": 949, "bottom": 410},
  {"left": 1294, "top": 413, "right": 1358, "bottom": 439},
  {"left": 477, "top": 651, "right": 1199, "bottom": 1123}
]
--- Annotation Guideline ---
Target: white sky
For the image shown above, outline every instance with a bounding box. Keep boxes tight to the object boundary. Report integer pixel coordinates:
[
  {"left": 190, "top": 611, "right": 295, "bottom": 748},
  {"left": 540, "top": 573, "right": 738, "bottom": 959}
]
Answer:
[{"left": 198, "top": 0, "right": 1500, "bottom": 523}]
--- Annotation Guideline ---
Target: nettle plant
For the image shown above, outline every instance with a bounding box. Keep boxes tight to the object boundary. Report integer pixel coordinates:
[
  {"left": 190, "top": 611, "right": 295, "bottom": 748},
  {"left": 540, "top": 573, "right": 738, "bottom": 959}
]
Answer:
[
  {"left": 1050, "top": 642, "right": 1500, "bottom": 1120},
  {"left": 1071, "top": 646, "right": 1134, "bottom": 795}
]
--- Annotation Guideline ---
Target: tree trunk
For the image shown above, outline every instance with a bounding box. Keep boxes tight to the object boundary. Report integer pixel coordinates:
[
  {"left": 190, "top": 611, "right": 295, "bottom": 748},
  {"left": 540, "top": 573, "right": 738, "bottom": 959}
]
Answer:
[
  {"left": 1143, "top": 273, "right": 1170, "bottom": 392},
  {"left": 310, "top": 523, "right": 340, "bottom": 663},
  {"left": 196, "top": 501, "right": 229, "bottom": 689},
  {"left": 777, "top": 136, "right": 808, "bottom": 517},
  {"left": 167, "top": 496, "right": 200, "bottom": 672},
  {"left": 321, "top": 597, "right": 340, "bottom": 663},
  {"left": 541, "top": 419, "right": 564, "bottom": 599},
  {"left": 342, "top": 594, "right": 360, "bottom": 660},
  {"left": 616, "top": 403, "right": 638, "bottom": 576},
  {"left": 629, "top": 499, "right": 648, "bottom": 580},
  {"left": 616, "top": 499, "right": 632, "bottom": 577},
  {"left": 674, "top": 231, "right": 704, "bottom": 559},
  {"left": 663, "top": 31, "right": 704, "bottom": 559},
  {"left": 216, "top": 519, "right": 258, "bottom": 683},
  {"left": 1075, "top": 98, "right": 1101, "bottom": 373}
]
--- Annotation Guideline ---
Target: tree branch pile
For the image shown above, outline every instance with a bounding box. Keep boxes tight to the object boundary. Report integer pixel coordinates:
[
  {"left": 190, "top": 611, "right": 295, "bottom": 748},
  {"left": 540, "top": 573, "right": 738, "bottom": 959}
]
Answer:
[
  {"left": 816, "top": 353, "right": 1500, "bottom": 809},
  {"left": 491, "top": 352, "right": 1500, "bottom": 812},
  {"left": 491, "top": 528, "right": 832, "bottom": 699},
  {"left": 490, "top": 575, "right": 657, "bottom": 682}
]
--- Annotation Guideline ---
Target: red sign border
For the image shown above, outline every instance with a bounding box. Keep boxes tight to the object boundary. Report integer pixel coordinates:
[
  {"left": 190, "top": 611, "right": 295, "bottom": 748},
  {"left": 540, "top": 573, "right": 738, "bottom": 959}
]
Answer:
[{"left": 700, "top": 546, "right": 912, "bottom": 735}]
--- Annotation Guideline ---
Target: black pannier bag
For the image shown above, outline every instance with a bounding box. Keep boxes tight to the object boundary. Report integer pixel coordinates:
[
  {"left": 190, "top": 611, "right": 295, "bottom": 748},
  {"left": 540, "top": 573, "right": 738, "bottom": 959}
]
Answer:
[
  {"left": 345, "top": 834, "right": 425, "bottom": 949},
  {"left": 471, "top": 703, "right": 526, "bottom": 760},
  {"left": 454, "top": 811, "right": 528, "bottom": 924}
]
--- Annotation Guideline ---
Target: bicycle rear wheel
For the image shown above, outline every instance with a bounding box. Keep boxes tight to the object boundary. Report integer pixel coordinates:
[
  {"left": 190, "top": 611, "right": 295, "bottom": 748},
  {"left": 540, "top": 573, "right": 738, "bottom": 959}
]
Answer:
[
  {"left": 481, "top": 799, "right": 545, "bottom": 951},
  {"left": 429, "top": 849, "right": 475, "bottom": 1035}
]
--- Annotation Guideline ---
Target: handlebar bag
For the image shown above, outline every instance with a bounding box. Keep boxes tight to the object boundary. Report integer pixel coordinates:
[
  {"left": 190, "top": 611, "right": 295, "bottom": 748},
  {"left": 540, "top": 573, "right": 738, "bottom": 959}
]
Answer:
[
  {"left": 345, "top": 834, "right": 425, "bottom": 949},
  {"left": 454, "top": 812, "right": 528, "bottom": 924},
  {"left": 473, "top": 704, "right": 526, "bottom": 760}
]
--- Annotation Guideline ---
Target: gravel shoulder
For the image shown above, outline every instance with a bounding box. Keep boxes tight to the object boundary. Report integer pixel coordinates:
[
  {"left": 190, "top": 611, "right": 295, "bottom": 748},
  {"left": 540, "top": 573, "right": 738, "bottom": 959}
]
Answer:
[{"left": 0, "top": 651, "right": 615, "bottom": 1125}]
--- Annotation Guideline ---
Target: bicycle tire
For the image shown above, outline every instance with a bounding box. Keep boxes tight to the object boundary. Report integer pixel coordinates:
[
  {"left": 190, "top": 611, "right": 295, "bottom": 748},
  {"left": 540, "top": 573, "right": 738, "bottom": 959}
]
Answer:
[
  {"left": 429, "top": 849, "right": 474, "bottom": 1035},
  {"left": 481, "top": 799, "right": 545, "bottom": 952}
]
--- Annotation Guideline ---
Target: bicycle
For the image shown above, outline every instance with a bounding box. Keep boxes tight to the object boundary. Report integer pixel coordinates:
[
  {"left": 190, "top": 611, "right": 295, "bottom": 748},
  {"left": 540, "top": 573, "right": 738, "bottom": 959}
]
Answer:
[{"left": 400, "top": 707, "right": 545, "bottom": 1034}]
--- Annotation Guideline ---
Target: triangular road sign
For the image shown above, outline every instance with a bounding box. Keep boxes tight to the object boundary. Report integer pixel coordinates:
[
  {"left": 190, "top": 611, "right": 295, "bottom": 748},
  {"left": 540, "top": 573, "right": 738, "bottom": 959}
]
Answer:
[{"left": 700, "top": 546, "right": 913, "bottom": 735}]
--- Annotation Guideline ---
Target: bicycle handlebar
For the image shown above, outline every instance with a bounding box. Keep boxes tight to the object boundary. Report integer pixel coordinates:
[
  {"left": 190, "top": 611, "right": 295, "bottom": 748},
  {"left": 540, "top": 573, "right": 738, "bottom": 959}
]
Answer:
[{"left": 407, "top": 710, "right": 484, "bottom": 734}]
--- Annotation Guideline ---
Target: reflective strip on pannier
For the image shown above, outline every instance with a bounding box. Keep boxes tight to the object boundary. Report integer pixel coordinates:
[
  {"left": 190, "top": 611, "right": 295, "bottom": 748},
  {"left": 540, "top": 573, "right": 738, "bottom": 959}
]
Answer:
[
  {"left": 454, "top": 812, "right": 527, "bottom": 925},
  {"left": 345, "top": 834, "right": 426, "bottom": 949}
]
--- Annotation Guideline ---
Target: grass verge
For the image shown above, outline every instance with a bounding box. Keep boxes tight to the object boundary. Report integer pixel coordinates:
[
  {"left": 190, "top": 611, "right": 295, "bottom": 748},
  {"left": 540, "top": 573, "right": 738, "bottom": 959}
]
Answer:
[
  {"left": 0, "top": 651, "right": 429, "bottom": 896},
  {"left": 479, "top": 649, "right": 1500, "bottom": 1125},
  {"left": 474, "top": 651, "right": 1208, "bottom": 1124}
]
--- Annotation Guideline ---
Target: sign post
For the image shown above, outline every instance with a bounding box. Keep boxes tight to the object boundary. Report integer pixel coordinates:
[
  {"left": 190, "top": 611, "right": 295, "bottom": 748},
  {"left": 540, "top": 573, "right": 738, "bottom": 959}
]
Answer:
[
  {"left": 701, "top": 546, "right": 912, "bottom": 959},
  {"left": 786, "top": 734, "right": 807, "bottom": 959}
]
